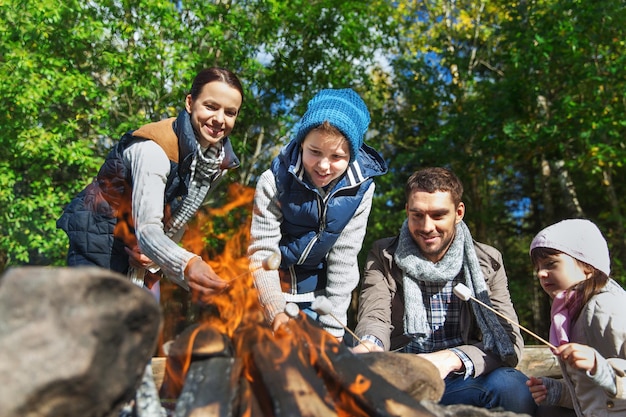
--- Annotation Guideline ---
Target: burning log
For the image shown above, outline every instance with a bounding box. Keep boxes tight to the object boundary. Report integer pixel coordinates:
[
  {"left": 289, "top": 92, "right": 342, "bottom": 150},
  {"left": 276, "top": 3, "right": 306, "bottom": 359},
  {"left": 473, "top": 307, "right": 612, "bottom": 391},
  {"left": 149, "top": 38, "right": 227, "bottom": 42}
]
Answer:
[
  {"left": 173, "top": 357, "right": 243, "bottom": 417},
  {"left": 159, "top": 322, "right": 233, "bottom": 400},
  {"left": 358, "top": 352, "right": 444, "bottom": 402},
  {"left": 163, "top": 307, "right": 440, "bottom": 417},
  {"left": 285, "top": 316, "right": 438, "bottom": 417},
  {"left": 250, "top": 338, "right": 337, "bottom": 416}
]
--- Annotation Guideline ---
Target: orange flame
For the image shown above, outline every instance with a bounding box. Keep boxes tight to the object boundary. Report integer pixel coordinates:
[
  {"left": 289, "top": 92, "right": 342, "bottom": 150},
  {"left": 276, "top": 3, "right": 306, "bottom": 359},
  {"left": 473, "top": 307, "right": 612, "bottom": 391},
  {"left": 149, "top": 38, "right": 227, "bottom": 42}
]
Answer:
[
  {"left": 105, "top": 179, "right": 404, "bottom": 415},
  {"left": 162, "top": 182, "right": 387, "bottom": 415}
]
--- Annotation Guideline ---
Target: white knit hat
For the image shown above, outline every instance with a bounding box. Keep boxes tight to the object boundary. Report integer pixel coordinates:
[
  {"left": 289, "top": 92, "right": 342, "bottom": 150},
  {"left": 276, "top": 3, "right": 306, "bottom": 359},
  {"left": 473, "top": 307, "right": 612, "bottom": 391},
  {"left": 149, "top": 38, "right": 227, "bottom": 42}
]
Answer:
[{"left": 530, "top": 219, "right": 610, "bottom": 276}]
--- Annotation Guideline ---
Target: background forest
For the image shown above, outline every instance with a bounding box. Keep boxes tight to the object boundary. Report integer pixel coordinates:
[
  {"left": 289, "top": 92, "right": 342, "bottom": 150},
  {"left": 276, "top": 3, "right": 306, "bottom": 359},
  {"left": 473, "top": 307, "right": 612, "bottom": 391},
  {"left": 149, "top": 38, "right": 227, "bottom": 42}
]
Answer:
[{"left": 2, "top": 0, "right": 625, "bottom": 343}]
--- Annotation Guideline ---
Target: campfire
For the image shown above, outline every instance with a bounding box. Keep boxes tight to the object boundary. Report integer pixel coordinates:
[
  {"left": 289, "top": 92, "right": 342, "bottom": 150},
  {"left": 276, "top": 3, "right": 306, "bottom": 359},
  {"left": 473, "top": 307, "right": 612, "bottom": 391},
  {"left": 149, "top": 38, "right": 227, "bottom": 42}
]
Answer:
[
  {"left": 0, "top": 186, "right": 528, "bottom": 416},
  {"left": 155, "top": 183, "right": 439, "bottom": 417},
  {"left": 159, "top": 308, "right": 440, "bottom": 416},
  {"left": 149, "top": 184, "right": 526, "bottom": 417}
]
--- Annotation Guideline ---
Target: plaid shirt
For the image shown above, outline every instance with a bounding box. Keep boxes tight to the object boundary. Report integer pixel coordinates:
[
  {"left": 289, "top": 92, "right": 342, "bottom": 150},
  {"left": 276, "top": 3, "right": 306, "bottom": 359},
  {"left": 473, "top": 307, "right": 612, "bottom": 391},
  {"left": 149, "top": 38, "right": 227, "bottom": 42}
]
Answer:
[
  {"left": 364, "top": 274, "right": 475, "bottom": 378},
  {"left": 403, "top": 276, "right": 474, "bottom": 377},
  {"left": 403, "top": 278, "right": 463, "bottom": 351}
]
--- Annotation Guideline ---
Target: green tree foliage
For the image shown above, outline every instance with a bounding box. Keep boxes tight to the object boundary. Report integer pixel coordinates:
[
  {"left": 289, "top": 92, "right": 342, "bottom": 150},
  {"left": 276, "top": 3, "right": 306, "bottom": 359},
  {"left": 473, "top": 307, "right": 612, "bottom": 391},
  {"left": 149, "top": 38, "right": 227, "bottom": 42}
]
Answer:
[
  {"left": 2, "top": 0, "right": 626, "bottom": 343},
  {"left": 1, "top": 1, "right": 100, "bottom": 265},
  {"left": 377, "top": 0, "right": 626, "bottom": 340},
  {"left": 498, "top": 0, "right": 626, "bottom": 337},
  {"left": 0, "top": 0, "right": 398, "bottom": 269}
]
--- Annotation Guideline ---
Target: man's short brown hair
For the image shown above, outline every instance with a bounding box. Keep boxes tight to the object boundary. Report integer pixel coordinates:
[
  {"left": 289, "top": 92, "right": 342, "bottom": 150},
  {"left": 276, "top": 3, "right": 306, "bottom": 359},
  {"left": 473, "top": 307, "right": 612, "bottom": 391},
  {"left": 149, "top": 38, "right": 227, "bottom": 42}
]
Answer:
[{"left": 405, "top": 167, "right": 464, "bottom": 206}]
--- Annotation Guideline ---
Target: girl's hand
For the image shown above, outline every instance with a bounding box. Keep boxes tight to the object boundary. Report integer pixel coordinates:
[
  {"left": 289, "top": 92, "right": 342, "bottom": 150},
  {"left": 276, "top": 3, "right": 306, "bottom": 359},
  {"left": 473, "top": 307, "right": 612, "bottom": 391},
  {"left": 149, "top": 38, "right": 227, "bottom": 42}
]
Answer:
[
  {"left": 526, "top": 376, "right": 547, "bottom": 404},
  {"left": 555, "top": 343, "right": 598, "bottom": 374}
]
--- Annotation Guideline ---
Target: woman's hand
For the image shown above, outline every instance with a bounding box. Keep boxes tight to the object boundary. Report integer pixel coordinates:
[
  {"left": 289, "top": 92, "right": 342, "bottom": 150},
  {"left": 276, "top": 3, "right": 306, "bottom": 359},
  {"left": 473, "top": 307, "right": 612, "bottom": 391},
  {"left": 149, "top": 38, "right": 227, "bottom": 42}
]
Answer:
[
  {"left": 125, "top": 246, "right": 154, "bottom": 269},
  {"left": 526, "top": 376, "right": 547, "bottom": 405},
  {"left": 184, "top": 257, "right": 228, "bottom": 296}
]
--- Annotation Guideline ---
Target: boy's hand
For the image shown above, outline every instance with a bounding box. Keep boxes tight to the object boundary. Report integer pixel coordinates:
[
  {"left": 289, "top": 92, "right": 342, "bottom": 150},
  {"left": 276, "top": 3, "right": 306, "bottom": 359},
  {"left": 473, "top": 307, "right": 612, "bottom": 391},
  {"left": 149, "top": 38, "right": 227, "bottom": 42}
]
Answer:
[{"left": 272, "top": 312, "right": 291, "bottom": 332}]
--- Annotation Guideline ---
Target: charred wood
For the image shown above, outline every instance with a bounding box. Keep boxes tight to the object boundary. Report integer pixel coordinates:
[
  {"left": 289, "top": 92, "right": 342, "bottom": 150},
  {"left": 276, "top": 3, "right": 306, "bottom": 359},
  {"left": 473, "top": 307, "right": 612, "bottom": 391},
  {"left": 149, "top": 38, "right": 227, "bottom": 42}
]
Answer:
[
  {"left": 249, "top": 335, "right": 337, "bottom": 417},
  {"left": 358, "top": 352, "right": 444, "bottom": 402},
  {"left": 291, "top": 315, "right": 437, "bottom": 417},
  {"left": 160, "top": 323, "right": 233, "bottom": 400},
  {"left": 173, "top": 357, "right": 242, "bottom": 417}
]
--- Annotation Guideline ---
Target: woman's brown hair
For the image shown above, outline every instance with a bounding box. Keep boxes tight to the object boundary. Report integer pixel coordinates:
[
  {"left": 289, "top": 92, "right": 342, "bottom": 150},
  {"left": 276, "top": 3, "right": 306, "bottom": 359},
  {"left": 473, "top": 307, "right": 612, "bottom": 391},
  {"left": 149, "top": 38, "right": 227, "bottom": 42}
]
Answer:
[{"left": 189, "top": 67, "right": 244, "bottom": 105}]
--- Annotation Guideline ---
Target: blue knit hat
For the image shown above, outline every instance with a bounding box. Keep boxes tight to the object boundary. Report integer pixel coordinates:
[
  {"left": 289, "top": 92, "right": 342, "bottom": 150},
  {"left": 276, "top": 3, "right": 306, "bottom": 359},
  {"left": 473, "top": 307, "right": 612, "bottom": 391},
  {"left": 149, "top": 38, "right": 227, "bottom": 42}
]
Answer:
[{"left": 294, "top": 88, "right": 370, "bottom": 162}]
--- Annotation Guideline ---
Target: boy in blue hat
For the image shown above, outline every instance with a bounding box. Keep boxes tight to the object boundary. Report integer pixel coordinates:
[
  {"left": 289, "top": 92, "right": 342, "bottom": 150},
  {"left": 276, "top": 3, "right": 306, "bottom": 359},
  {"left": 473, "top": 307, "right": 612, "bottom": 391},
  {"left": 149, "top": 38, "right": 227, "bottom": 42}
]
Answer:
[{"left": 247, "top": 88, "right": 387, "bottom": 339}]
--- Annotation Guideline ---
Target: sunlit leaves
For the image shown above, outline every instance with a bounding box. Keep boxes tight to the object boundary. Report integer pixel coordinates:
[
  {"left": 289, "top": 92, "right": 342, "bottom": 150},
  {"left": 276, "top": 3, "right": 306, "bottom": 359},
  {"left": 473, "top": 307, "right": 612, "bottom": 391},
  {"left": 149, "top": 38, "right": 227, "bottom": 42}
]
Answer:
[
  {"left": 2, "top": 0, "right": 626, "bottom": 299},
  {"left": 0, "top": 0, "right": 400, "bottom": 270}
]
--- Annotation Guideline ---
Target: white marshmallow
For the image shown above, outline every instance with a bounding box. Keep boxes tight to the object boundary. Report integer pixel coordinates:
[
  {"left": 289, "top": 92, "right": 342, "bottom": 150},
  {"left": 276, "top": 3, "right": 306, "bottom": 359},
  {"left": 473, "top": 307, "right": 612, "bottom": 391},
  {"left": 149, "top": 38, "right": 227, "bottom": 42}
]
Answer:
[
  {"left": 284, "top": 302, "right": 300, "bottom": 318},
  {"left": 262, "top": 253, "right": 281, "bottom": 271},
  {"left": 311, "top": 295, "right": 333, "bottom": 315},
  {"left": 453, "top": 283, "right": 473, "bottom": 301}
]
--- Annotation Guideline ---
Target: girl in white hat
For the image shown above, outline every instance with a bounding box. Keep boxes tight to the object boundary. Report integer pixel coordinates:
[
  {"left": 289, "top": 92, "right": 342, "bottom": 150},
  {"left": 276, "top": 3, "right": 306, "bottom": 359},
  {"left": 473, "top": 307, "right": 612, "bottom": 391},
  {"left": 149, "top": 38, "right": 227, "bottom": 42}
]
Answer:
[{"left": 527, "top": 219, "right": 626, "bottom": 416}]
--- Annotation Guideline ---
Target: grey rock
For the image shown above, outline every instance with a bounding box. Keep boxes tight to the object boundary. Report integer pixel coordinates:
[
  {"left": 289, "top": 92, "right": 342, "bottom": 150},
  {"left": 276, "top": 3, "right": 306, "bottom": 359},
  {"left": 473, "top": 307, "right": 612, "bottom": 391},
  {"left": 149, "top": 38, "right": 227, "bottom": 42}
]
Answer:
[{"left": 0, "top": 266, "right": 161, "bottom": 417}]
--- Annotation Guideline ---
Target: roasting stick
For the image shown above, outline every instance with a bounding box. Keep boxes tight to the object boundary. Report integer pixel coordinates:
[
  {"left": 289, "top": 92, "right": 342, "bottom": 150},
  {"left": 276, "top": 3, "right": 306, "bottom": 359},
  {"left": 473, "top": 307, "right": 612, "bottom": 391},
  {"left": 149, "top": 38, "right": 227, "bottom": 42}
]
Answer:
[
  {"left": 228, "top": 253, "right": 281, "bottom": 283},
  {"left": 453, "top": 283, "right": 557, "bottom": 350},
  {"left": 311, "top": 296, "right": 372, "bottom": 352}
]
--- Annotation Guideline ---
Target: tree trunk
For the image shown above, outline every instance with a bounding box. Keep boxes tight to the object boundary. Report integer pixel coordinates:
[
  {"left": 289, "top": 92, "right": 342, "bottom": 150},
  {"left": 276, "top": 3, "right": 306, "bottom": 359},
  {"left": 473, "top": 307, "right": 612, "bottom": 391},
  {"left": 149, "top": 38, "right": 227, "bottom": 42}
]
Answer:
[
  {"left": 603, "top": 168, "right": 626, "bottom": 268},
  {"left": 553, "top": 159, "right": 584, "bottom": 218}
]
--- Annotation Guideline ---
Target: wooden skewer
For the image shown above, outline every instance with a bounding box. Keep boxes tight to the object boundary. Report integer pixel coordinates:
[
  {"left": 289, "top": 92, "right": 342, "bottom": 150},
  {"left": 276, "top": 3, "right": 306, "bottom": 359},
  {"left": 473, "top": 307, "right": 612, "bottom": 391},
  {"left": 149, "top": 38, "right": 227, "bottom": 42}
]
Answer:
[
  {"left": 330, "top": 312, "right": 372, "bottom": 352},
  {"left": 311, "top": 296, "right": 372, "bottom": 352},
  {"left": 453, "top": 283, "right": 557, "bottom": 350},
  {"left": 228, "top": 253, "right": 281, "bottom": 282}
]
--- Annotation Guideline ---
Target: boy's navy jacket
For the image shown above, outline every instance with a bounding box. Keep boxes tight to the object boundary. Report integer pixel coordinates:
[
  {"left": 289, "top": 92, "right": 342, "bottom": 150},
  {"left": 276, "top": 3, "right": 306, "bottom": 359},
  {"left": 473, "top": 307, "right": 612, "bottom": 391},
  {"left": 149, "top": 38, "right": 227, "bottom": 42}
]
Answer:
[{"left": 271, "top": 139, "right": 387, "bottom": 294}]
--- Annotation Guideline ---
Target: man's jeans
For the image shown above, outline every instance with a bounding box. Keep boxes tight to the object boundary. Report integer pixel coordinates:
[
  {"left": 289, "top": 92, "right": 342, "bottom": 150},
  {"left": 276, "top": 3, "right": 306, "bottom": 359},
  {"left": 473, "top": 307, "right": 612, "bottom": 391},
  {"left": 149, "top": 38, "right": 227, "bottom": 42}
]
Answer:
[{"left": 441, "top": 367, "right": 537, "bottom": 415}]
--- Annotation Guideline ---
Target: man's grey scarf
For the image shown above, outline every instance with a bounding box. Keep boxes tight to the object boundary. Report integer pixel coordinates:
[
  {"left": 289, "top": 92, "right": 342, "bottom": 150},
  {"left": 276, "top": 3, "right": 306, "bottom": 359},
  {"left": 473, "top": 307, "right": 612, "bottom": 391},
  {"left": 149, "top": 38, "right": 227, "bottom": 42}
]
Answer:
[{"left": 394, "top": 219, "right": 515, "bottom": 362}]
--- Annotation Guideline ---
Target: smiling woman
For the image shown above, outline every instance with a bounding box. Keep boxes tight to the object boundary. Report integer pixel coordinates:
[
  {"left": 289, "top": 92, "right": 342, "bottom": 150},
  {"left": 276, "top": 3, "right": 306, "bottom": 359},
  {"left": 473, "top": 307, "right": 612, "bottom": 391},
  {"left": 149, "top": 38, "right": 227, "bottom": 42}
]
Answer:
[
  {"left": 186, "top": 80, "right": 242, "bottom": 148},
  {"left": 56, "top": 67, "right": 245, "bottom": 302}
]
